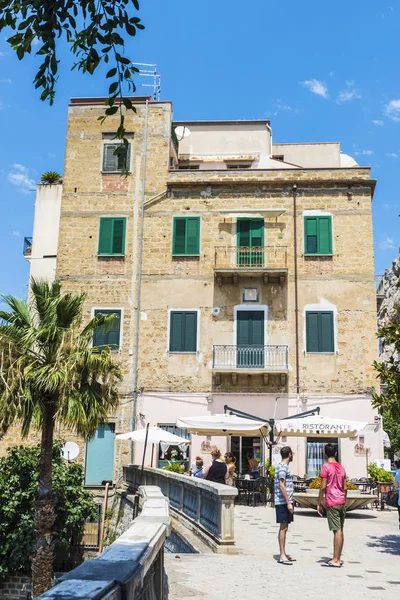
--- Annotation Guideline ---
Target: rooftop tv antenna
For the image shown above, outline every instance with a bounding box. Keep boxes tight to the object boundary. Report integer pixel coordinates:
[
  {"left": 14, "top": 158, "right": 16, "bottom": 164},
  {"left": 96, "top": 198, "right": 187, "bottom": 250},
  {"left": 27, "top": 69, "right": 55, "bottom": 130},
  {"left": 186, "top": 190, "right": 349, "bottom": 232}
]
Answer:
[{"left": 132, "top": 62, "right": 161, "bottom": 101}]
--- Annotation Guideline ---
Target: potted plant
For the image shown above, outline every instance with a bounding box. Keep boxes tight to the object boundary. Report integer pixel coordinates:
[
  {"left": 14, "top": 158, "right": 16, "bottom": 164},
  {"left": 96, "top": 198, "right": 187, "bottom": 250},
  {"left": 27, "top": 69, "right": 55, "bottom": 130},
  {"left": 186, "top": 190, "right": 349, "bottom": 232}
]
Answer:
[
  {"left": 367, "top": 463, "right": 394, "bottom": 493},
  {"left": 40, "top": 171, "right": 62, "bottom": 184}
]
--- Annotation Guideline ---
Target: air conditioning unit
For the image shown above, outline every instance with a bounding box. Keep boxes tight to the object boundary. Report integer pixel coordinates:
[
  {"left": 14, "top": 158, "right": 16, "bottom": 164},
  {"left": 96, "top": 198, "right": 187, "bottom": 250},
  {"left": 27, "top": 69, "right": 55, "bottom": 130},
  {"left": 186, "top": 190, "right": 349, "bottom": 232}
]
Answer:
[{"left": 211, "top": 307, "right": 221, "bottom": 317}]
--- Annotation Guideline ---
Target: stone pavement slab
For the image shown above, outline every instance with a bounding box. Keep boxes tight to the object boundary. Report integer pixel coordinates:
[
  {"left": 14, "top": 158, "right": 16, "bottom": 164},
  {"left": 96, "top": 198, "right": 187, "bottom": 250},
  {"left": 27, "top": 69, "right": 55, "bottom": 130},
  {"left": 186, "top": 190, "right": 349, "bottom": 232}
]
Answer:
[{"left": 165, "top": 506, "right": 400, "bottom": 600}]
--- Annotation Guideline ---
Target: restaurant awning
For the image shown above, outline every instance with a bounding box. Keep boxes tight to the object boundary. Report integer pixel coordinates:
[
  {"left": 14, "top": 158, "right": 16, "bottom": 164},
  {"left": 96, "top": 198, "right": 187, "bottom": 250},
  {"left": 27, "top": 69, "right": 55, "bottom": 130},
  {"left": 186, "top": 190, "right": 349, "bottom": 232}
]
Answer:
[
  {"left": 176, "top": 414, "right": 271, "bottom": 437},
  {"left": 274, "top": 415, "right": 368, "bottom": 438}
]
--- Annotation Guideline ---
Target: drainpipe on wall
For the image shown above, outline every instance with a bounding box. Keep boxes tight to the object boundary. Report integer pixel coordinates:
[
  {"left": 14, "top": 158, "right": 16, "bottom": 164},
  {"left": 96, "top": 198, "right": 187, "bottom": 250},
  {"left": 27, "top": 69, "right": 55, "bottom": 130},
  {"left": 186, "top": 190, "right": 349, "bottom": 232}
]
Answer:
[
  {"left": 130, "top": 99, "right": 149, "bottom": 464},
  {"left": 292, "top": 184, "right": 300, "bottom": 395},
  {"left": 129, "top": 99, "right": 169, "bottom": 463}
]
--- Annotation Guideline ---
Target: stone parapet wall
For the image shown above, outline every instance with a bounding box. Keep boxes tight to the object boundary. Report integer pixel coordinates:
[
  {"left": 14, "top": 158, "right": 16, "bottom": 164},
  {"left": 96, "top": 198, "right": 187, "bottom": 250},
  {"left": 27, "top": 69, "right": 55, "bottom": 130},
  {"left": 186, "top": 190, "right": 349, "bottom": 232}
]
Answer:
[{"left": 37, "top": 485, "right": 170, "bottom": 600}]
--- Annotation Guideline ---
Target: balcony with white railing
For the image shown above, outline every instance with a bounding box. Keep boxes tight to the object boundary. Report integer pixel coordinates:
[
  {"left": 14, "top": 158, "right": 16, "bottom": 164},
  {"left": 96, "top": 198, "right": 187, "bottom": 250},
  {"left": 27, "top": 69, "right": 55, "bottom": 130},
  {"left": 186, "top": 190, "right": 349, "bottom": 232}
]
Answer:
[
  {"left": 214, "top": 246, "right": 288, "bottom": 284},
  {"left": 212, "top": 345, "right": 289, "bottom": 375}
]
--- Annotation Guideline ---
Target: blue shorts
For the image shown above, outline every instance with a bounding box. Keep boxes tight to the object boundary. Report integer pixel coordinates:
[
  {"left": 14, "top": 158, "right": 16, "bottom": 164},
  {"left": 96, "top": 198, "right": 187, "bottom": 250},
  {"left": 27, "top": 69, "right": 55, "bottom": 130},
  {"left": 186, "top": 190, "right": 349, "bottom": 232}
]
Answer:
[{"left": 275, "top": 504, "right": 294, "bottom": 524}]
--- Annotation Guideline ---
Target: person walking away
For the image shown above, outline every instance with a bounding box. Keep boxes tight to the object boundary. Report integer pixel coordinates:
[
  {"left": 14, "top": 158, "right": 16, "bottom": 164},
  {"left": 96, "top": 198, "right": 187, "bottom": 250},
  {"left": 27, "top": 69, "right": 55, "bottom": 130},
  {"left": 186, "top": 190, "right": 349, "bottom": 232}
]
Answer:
[
  {"left": 203, "top": 447, "right": 227, "bottom": 484},
  {"left": 274, "top": 446, "right": 295, "bottom": 565},
  {"left": 224, "top": 452, "right": 236, "bottom": 486},
  {"left": 246, "top": 453, "right": 260, "bottom": 479},
  {"left": 395, "top": 460, "right": 400, "bottom": 529},
  {"left": 191, "top": 456, "right": 204, "bottom": 478},
  {"left": 317, "top": 443, "right": 347, "bottom": 568}
]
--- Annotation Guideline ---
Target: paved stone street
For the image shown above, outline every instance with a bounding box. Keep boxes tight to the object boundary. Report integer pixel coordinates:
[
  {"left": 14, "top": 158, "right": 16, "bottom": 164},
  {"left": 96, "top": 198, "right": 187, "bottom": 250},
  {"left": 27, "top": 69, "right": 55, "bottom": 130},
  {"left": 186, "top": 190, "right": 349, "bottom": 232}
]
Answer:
[{"left": 166, "top": 505, "right": 400, "bottom": 600}]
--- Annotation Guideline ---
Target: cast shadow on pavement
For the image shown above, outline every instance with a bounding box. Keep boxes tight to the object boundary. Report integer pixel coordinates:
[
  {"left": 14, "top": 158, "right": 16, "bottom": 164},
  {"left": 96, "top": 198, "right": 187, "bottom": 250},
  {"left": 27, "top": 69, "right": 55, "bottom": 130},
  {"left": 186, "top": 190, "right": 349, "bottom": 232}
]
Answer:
[{"left": 367, "top": 534, "right": 400, "bottom": 556}]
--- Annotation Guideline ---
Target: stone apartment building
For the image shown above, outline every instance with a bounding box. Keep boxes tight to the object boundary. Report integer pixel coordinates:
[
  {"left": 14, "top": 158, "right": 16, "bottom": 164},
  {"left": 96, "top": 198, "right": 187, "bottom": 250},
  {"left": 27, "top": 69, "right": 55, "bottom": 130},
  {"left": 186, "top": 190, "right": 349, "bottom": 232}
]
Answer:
[{"left": 17, "top": 95, "right": 383, "bottom": 484}]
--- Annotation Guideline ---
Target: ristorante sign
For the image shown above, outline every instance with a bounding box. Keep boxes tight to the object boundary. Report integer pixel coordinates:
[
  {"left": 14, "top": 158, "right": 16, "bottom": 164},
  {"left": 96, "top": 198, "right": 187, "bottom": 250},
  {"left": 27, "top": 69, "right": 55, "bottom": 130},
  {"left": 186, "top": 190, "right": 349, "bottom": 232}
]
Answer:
[{"left": 283, "top": 422, "right": 354, "bottom": 433}]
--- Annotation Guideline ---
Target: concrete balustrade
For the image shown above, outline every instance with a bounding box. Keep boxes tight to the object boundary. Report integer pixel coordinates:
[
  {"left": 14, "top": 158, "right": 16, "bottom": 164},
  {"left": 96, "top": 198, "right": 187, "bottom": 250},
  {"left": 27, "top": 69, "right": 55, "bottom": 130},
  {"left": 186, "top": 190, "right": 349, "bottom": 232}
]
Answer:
[
  {"left": 38, "top": 486, "right": 170, "bottom": 599},
  {"left": 124, "top": 465, "right": 237, "bottom": 552}
]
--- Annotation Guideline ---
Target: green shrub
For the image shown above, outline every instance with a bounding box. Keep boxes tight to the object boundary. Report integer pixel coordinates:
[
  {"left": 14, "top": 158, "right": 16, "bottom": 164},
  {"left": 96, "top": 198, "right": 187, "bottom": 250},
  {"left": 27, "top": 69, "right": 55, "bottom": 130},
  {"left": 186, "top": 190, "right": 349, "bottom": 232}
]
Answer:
[
  {"left": 367, "top": 463, "right": 394, "bottom": 483},
  {"left": 162, "top": 461, "right": 185, "bottom": 474},
  {"left": 0, "top": 442, "right": 97, "bottom": 581},
  {"left": 265, "top": 459, "right": 275, "bottom": 478},
  {"left": 308, "top": 477, "right": 359, "bottom": 490}
]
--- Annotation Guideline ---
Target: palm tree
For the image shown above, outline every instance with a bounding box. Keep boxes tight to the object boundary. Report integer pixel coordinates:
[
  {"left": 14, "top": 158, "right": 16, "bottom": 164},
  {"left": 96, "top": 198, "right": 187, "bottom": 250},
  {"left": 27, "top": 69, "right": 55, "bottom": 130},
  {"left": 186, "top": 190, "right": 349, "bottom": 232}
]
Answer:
[
  {"left": 0, "top": 279, "right": 122, "bottom": 597},
  {"left": 40, "top": 171, "right": 62, "bottom": 184}
]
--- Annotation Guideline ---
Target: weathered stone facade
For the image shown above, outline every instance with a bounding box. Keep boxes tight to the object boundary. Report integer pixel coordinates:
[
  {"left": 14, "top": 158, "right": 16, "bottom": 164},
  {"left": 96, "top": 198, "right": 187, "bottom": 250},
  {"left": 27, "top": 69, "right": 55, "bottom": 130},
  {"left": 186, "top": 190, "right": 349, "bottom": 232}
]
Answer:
[{"left": 9, "top": 97, "right": 382, "bottom": 481}]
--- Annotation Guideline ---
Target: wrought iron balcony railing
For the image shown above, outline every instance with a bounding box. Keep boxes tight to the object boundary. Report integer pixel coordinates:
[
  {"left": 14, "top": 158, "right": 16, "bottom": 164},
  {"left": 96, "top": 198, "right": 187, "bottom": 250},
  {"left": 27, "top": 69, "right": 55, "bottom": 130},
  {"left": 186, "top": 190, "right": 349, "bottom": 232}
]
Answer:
[
  {"left": 214, "top": 246, "right": 287, "bottom": 270},
  {"left": 23, "top": 236, "right": 32, "bottom": 256},
  {"left": 212, "top": 345, "right": 289, "bottom": 370}
]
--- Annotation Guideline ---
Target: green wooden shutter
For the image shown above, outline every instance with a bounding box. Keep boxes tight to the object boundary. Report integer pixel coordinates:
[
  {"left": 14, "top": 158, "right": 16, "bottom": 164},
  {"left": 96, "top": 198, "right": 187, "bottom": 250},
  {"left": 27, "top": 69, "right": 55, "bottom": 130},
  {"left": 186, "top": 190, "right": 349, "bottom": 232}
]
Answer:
[
  {"left": 173, "top": 218, "right": 187, "bottom": 255},
  {"left": 93, "top": 310, "right": 121, "bottom": 350},
  {"left": 98, "top": 218, "right": 113, "bottom": 255},
  {"left": 183, "top": 311, "right": 197, "bottom": 351},
  {"left": 306, "top": 312, "right": 320, "bottom": 352},
  {"left": 318, "top": 217, "right": 332, "bottom": 254},
  {"left": 237, "top": 220, "right": 251, "bottom": 247},
  {"left": 170, "top": 311, "right": 197, "bottom": 352},
  {"left": 186, "top": 218, "right": 200, "bottom": 255},
  {"left": 116, "top": 143, "right": 131, "bottom": 171},
  {"left": 103, "top": 144, "right": 117, "bottom": 172},
  {"left": 112, "top": 218, "right": 126, "bottom": 255},
  {"left": 320, "top": 312, "right": 334, "bottom": 352},
  {"left": 250, "top": 220, "right": 264, "bottom": 247},
  {"left": 305, "top": 218, "right": 318, "bottom": 254},
  {"left": 170, "top": 312, "right": 183, "bottom": 351}
]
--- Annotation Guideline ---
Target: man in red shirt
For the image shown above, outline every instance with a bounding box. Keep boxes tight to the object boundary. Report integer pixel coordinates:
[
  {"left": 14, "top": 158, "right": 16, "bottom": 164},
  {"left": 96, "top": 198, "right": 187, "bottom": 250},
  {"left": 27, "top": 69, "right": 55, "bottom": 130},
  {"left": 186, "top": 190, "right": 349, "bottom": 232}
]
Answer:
[{"left": 317, "top": 443, "right": 347, "bottom": 568}]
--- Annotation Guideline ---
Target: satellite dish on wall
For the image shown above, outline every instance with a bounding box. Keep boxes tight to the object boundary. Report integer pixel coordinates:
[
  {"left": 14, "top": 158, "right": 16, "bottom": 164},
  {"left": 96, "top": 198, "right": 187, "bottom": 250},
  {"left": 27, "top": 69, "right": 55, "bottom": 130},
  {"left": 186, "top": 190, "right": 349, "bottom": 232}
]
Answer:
[
  {"left": 61, "top": 441, "right": 80, "bottom": 461},
  {"left": 174, "top": 126, "right": 191, "bottom": 141}
]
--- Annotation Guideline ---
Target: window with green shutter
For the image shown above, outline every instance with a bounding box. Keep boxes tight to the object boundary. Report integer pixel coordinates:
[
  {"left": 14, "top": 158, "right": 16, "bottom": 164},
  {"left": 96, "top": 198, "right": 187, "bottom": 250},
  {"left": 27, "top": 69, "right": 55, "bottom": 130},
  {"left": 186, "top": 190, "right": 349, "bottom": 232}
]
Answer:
[
  {"left": 102, "top": 143, "right": 131, "bottom": 172},
  {"left": 169, "top": 311, "right": 198, "bottom": 352},
  {"left": 93, "top": 310, "right": 122, "bottom": 351},
  {"left": 172, "top": 217, "right": 200, "bottom": 256},
  {"left": 98, "top": 218, "right": 126, "bottom": 256},
  {"left": 306, "top": 311, "right": 334, "bottom": 353},
  {"left": 304, "top": 216, "right": 332, "bottom": 255}
]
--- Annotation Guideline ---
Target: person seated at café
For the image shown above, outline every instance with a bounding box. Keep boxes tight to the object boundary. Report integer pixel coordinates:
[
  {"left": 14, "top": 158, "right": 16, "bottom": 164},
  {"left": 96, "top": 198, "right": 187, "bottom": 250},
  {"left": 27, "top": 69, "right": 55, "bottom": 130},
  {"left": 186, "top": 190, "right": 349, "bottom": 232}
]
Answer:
[
  {"left": 191, "top": 456, "right": 204, "bottom": 478},
  {"left": 246, "top": 453, "right": 260, "bottom": 479},
  {"left": 203, "top": 446, "right": 227, "bottom": 484},
  {"left": 224, "top": 452, "right": 236, "bottom": 486}
]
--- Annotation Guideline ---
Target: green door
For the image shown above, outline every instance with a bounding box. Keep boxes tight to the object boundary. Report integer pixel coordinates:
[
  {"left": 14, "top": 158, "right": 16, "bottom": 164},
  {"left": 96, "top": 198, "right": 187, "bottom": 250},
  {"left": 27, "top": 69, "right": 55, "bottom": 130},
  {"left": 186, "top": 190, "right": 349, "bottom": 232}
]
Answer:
[
  {"left": 237, "top": 219, "right": 264, "bottom": 267},
  {"left": 237, "top": 311, "right": 264, "bottom": 367}
]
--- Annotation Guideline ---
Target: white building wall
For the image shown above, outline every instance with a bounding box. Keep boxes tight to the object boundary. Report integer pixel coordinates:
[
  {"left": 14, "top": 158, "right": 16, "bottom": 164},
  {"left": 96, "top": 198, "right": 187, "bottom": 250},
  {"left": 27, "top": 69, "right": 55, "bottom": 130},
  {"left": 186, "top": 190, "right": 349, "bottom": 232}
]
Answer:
[{"left": 28, "top": 183, "right": 62, "bottom": 282}]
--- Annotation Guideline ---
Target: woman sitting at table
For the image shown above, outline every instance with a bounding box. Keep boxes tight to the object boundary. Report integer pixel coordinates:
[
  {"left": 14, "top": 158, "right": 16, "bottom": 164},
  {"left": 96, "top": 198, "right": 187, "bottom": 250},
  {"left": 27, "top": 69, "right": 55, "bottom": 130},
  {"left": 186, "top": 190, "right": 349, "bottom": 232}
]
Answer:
[
  {"left": 224, "top": 452, "right": 236, "bottom": 486},
  {"left": 246, "top": 453, "right": 260, "bottom": 479},
  {"left": 203, "top": 446, "right": 227, "bottom": 484}
]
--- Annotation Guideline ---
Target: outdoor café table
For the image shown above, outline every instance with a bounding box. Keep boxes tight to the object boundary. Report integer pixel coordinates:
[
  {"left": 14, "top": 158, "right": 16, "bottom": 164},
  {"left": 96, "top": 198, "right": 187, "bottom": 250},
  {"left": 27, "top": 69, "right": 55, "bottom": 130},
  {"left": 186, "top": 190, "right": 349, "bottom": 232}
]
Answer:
[{"left": 236, "top": 477, "right": 263, "bottom": 507}]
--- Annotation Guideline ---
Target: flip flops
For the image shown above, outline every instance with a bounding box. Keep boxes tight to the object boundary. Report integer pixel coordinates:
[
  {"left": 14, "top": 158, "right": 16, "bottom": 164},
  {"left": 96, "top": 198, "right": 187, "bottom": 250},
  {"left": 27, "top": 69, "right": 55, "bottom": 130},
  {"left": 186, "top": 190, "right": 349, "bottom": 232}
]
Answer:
[
  {"left": 322, "top": 561, "right": 342, "bottom": 568},
  {"left": 277, "top": 559, "right": 293, "bottom": 565}
]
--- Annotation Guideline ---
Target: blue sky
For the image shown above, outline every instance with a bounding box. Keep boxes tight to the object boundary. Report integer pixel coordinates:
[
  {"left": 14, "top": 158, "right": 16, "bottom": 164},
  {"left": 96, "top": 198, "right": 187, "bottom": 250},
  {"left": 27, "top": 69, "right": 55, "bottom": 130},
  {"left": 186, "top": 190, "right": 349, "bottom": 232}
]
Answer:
[{"left": 0, "top": 0, "right": 399, "bottom": 298}]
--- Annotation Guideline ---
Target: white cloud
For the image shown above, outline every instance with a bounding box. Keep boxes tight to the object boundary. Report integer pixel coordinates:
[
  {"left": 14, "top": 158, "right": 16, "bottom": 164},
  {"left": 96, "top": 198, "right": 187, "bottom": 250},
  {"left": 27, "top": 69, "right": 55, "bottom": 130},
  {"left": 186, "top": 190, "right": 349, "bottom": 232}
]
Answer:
[
  {"left": 13, "top": 163, "right": 27, "bottom": 172},
  {"left": 379, "top": 235, "right": 397, "bottom": 250},
  {"left": 386, "top": 152, "right": 398, "bottom": 159},
  {"left": 8, "top": 164, "right": 35, "bottom": 194},
  {"left": 372, "top": 119, "right": 384, "bottom": 126},
  {"left": 354, "top": 150, "right": 374, "bottom": 156},
  {"left": 0, "top": 52, "right": 7, "bottom": 57},
  {"left": 276, "top": 103, "right": 299, "bottom": 113},
  {"left": 301, "top": 79, "right": 328, "bottom": 99},
  {"left": 336, "top": 81, "right": 361, "bottom": 104},
  {"left": 32, "top": 37, "right": 40, "bottom": 46},
  {"left": 0, "top": 78, "right": 11, "bottom": 84},
  {"left": 48, "top": 152, "right": 56, "bottom": 158},
  {"left": 384, "top": 100, "right": 400, "bottom": 122},
  {"left": 12, "top": 231, "right": 21, "bottom": 237}
]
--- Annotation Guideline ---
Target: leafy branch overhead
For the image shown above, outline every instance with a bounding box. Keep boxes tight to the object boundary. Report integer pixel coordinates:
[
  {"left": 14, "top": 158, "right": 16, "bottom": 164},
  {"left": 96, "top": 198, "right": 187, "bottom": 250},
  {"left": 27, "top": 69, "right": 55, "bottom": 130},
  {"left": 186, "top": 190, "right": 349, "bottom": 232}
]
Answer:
[{"left": 0, "top": 0, "right": 144, "bottom": 138}]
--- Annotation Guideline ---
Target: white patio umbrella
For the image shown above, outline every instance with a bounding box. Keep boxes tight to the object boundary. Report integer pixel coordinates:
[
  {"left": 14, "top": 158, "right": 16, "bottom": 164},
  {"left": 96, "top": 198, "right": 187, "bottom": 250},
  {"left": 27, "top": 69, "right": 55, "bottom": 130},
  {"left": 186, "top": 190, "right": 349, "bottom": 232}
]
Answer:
[
  {"left": 274, "top": 415, "right": 368, "bottom": 438},
  {"left": 176, "top": 414, "right": 271, "bottom": 437},
  {"left": 116, "top": 426, "right": 191, "bottom": 445},
  {"left": 116, "top": 425, "right": 191, "bottom": 469}
]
